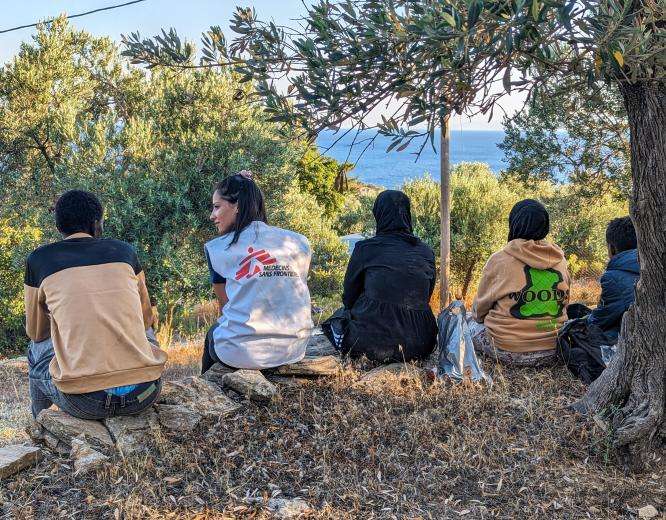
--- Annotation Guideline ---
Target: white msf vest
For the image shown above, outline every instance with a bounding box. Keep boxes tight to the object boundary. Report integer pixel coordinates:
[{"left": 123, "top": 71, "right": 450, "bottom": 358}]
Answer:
[{"left": 205, "top": 221, "right": 313, "bottom": 368}]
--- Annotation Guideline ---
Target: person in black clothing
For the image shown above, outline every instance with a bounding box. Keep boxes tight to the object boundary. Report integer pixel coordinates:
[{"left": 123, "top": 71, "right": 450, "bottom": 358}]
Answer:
[{"left": 324, "top": 190, "right": 438, "bottom": 362}]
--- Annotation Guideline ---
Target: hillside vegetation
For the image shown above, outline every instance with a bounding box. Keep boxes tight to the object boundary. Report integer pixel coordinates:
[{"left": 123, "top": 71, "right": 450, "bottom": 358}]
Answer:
[{"left": 1, "top": 20, "right": 626, "bottom": 355}]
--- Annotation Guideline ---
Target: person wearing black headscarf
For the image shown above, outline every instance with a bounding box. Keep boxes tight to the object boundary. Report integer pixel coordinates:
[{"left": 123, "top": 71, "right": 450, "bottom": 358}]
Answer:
[
  {"left": 507, "top": 199, "right": 550, "bottom": 242},
  {"left": 323, "top": 190, "right": 438, "bottom": 362},
  {"left": 469, "top": 198, "right": 571, "bottom": 366}
]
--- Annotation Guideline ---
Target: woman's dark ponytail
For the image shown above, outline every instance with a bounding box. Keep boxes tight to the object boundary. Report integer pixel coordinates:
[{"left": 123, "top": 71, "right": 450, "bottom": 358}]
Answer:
[{"left": 215, "top": 174, "right": 267, "bottom": 246}]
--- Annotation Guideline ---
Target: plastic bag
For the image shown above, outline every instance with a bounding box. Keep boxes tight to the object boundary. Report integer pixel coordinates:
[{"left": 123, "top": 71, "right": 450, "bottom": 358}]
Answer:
[
  {"left": 436, "top": 301, "right": 492, "bottom": 385},
  {"left": 600, "top": 344, "right": 618, "bottom": 366}
]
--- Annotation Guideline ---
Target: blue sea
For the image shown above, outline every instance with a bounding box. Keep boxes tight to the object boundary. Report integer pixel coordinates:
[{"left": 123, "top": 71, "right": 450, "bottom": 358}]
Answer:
[{"left": 317, "top": 129, "right": 506, "bottom": 188}]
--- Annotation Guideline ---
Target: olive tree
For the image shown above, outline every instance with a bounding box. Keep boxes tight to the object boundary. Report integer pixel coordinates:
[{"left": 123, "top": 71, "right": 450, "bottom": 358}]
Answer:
[
  {"left": 500, "top": 76, "right": 631, "bottom": 199},
  {"left": 124, "top": 0, "right": 665, "bottom": 467}
]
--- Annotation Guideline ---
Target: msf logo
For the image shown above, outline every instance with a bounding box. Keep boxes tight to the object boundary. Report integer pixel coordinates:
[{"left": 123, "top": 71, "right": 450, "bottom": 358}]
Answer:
[{"left": 235, "top": 247, "right": 277, "bottom": 280}]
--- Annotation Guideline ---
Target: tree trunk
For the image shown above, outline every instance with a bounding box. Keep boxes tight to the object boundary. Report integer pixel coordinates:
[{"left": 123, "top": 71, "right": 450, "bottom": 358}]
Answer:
[
  {"left": 573, "top": 80, "right": 666, "bottom": 470},
  {"left": 461, "top": 257, "right": 479, "bottom": 300},
  {"left": 439, "top": 115, "right": 451, "bottom": 310}
]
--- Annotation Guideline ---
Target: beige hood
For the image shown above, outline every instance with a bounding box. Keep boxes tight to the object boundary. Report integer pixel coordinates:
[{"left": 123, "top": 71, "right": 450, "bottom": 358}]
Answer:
[{"left": 503, "top": 239, "right": 566, "bottom": 270}]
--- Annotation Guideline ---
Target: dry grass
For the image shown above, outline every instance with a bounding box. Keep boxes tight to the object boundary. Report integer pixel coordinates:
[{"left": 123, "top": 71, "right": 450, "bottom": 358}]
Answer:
[
  {"left": 0, "top": 359, "right": 30, "bottom": 449},
  {"left": 1, "top": 344, "right": 664, "bottom": 519},
  {"left": 162, "top": 338, "right": 204, "bottom": 381},
  {"left": 570, "top": 278, "right": 602, "bottom": 307}
]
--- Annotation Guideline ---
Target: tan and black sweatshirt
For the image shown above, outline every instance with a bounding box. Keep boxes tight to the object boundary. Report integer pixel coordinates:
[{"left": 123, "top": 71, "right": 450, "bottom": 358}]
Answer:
[
  {"left": 24, "top": 233, "right": 167, "bottom": 393},
  {"left": 472, "top": 239, "right": 571, "bottom": 352}
]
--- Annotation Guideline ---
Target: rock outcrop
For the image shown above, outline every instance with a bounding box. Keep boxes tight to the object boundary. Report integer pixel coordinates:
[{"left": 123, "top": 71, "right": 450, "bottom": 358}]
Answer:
[
  {"left": 356, "top": 363, "right": 422, "bottom": 386},
  {"left": 33, "top": 410, "right": 115, "bottom": 453},
  {"left": 155, "top": 404, "right": 203, "bottom": 432},
  {"left": 19, "top": 337, "right": 341, "bottom": 480},
  {"left": 200, "top": 362, "right": 236, "bottom": 387},
  {"left": 304, "top": 332, "right": 338, "bottom": 357},
  {"left": 157, "top": 377, "right": 242, "bottom": 418},
  {"left": 267, "top": 497, "right": 312, "bottom": 519},
  {"left": 104, "top": 409, "right": 160, "bottom": 457},
  {"left": 70, "top": 437, "right": 109, "bottom": 475},
  {"left": 28, "top": 375, "right": 242, "bottom": 458},
  {"left": 0, "top": 444, "right": 42, "bottom": 479},
  {"left": 221, "top": 369, "right": 277, "bottom": 403},
  {"left": 274, "top": 355, "right": 341, "bottom": 377}
]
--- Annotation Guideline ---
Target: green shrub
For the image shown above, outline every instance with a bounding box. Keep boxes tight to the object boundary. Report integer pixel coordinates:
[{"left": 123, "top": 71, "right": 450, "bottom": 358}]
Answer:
[
  {"left": 0, "top": 19, "right": 631, "bottom": 353},
  {"left": 272, "top": 187, "right": 349, "bottom": 300},
  {"left": 333, "top": 189, "right": 377, "bottom": 237},
  {"left": 543, "top": 186, "right": 628, "bottom": 278},
  {"left": 401, "top": 165, "right": 628, "bottom": 295},
  {"left": 0, "top": 19, "right": 354, "bottom": 351},
  {"left": 402, "top": 163, "right": 522, "bottom": 298},
  {"left": 296, "top": 147, "right": 345, "bottom": 217},
  {"left": 0, "top": 217, "right": 43, "bottom": 354},
  {"left": 401, "top": 175, "right": 442, "bottom": 252}
]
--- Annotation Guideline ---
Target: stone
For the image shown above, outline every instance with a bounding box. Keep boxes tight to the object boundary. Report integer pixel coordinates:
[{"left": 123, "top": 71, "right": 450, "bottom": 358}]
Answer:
[
  {"left": 305, "top": 331, "right": 338, "bottom": 357},
  {"left": 265, "top": 375, "right": 310, "bottom": 388},
  {"left": 356, "top": 363, "right": 422, "bottom": 385},
  {"left": 267, "top": 497, "right": 312, "bottom": 519},
  {"left": 221, "top": 370, "right": 277, "bottom": 403},
  {"left": 157, "top": 376, "right": 241, "bottom": 419},
  {"left": 201, "top": 363, "right": 236, "bottom": 387},
  {"left": 44, "top": 431, "right": 70, "bottom": 455},
  {"left": 155, "top": 404, "right": 202, "bottom": 432},
  {"left": 36, "top": 410, "right": 114, "bottom": 453},
  {"left": 26, "top": 420, "right": 45, "bottom": 442},
  {"left": 70, "top": 437, "right": 109, "bottom": 476},
  {"left": 104, "top": 409, "right": 159, "bottom": 457},
  {"left": 275, "top": 356, "right": 341, "bottom": 377},
  {"left": 28, "top": 421, "right": 70, "bottom": 455},
  {"left": 508, "top": 398, "right": 530, "bottom": 411},
  {"left": 638, "top": 505, "right": 659, "bottom": 519},
  {"left": 0, "top": 444, "right": 42, "bottom": 479}
]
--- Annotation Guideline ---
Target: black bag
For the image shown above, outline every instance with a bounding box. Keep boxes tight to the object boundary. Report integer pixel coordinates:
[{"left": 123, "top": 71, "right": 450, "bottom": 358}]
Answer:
[
  {"left": 565, "top": 303, "right": 593, "bottom": 320},
  {"left": 557, "top": 318, "right": 613, "bottom": 384}
]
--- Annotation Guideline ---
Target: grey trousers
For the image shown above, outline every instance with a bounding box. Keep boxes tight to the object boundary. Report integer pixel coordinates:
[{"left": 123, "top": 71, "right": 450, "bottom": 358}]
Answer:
[{"left": 465, "top": 316, "right": 557, "bottom": 367}]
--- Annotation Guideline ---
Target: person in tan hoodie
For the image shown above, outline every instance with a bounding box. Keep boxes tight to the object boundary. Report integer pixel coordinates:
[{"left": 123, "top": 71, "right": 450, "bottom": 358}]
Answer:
[{"left": 470, "top": 199, "right": 571, "bottom": 367}]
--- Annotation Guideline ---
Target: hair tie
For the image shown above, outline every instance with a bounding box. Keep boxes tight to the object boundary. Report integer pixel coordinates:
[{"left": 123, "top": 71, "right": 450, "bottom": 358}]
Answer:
[{"left": 237, "top": 170, "right": 253, "bottom": 180}]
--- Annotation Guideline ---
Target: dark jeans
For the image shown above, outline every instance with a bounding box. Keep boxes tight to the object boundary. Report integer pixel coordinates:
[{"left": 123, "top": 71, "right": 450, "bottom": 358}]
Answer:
[
  {"left": 201, "top": 323, "right": 223, "bottom": 375},
  {"left": 28, "top": 338, "right": 161, "bottom": 420}
]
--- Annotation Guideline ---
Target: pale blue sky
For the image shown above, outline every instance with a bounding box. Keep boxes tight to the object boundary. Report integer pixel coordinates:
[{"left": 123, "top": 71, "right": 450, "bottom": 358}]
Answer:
[{"left": 0, "top": 1, "right": 521, "bottom": 129}]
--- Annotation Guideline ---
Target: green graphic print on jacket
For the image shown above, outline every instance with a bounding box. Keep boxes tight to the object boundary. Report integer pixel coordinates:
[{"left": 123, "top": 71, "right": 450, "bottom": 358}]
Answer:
[{"left": 509, "top": 266, "right": 567, "bottom": 321}]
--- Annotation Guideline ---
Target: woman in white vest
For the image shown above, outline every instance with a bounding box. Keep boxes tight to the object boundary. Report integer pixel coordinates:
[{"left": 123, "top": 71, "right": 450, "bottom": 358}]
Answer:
[{"left": 201, "top": 171, "right": 314, "bottom": 372}]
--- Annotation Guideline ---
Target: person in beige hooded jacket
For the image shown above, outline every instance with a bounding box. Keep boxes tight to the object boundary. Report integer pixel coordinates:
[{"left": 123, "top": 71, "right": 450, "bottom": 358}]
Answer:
[{"left": 470, "top": 199, "right": 571, "bottom": 366}]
